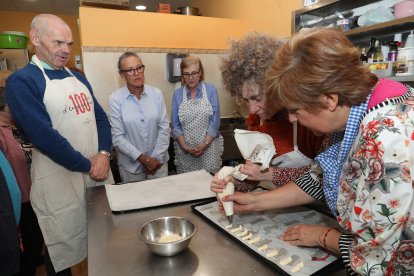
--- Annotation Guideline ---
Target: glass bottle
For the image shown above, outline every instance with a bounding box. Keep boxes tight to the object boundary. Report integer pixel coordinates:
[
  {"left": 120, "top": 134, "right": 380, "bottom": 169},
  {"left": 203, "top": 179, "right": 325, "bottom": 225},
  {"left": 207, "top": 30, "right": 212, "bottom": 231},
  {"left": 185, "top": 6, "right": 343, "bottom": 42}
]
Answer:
[
  {"left": 373, "top": 40, "right": 384, "bottom": 62},
  {"left": 360, "top": 48, "right": 368, "bottom": 64},
  {"left": 367, "top": 37, "right": 377, "bottom": 63},
  {"left": 388, "top": 41, "right": 399, "bottom": 62}
]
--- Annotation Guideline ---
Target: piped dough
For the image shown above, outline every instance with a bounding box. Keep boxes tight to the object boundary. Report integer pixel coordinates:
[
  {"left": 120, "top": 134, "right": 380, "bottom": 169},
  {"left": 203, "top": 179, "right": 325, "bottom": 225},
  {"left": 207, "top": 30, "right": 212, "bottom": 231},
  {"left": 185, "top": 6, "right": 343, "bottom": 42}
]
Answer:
[
  {"left": 237, "top": 229, "right": 249, "bottom": 237},
  {"left": 266, "top": 249, "right": 279, "bottom": 257},
  {"left": 225, "top": 224, "right": 233, "bottom": 229},
  {"left": 257, "top": 244, "right": 269, "bottom": 251},
  {"left": 242, "top": 232, "right": 253, "bottom": 241},
  {"left": 230, "top": 225, "right": 243, "bottom": 233},
  {"left": 279, "top": 256, "right": 293, "bottom": 266},
  {"left": 291, "top": 261, "right": 304, "bottom": 273},
  {"left": 248, "top": 236, "right": 261, "bottom": 244}
]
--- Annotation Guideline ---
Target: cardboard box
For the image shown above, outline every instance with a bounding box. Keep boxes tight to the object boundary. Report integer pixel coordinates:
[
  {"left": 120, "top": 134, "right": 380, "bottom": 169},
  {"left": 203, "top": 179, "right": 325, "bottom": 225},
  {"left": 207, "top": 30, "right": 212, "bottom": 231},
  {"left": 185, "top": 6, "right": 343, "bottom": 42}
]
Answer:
[
  {"left": 158, "top": 3, "right": 171, "bottom": 13},
  {"left": 80, "top": 0, "right": 129, "bottom": 10}
]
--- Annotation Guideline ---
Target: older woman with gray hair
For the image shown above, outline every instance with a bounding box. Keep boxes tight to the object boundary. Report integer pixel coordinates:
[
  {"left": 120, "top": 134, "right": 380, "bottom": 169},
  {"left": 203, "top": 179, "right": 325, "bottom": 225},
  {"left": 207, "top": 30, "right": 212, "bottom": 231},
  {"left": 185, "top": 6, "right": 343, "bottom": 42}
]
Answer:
[
  {"left": 211, "top": 32, "right": 326, "bottom": 193},
  {"left": 109, "top": 52, "right": 170, "bottom": 182}
]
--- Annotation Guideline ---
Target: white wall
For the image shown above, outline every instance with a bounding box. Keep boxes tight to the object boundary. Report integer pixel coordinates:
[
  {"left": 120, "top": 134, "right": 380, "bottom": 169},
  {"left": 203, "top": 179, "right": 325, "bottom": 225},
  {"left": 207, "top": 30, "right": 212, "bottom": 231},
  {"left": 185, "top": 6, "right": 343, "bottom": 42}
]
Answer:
[{"left": 82, "top": 50, "right": 239, "bottom": 120}]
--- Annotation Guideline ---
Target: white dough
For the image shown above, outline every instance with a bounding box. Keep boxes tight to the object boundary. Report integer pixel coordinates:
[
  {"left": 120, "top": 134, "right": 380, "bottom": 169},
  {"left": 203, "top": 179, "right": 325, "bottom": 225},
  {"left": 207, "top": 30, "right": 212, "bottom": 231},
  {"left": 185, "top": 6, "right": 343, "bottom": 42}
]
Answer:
[
  {"left": 225, "top": 224, "right": 233, "bottom": 229},
  {"left": 237, "top": 229, "right": 249, "bottom": 237},
  {"left": 279, "top": 256, "right": 293, "bottom": 266},
  {"left": 242, "top": 232, "right": 253, "bottom": 240},
  {"left": 257, "top": 244, "right": 269, "bottom": 251},
  {"left": 291, "top": 261, "right": 304, "bottom": 273},
  {"left": 230, "top": 225, "right": 243, "bottom": 233},
  {"left": 248, "top": 236, "right": 261, "bottom": 244},
  {"left": 266, "top": 249, "right": 279, "bottom": 257},
  {"left": 158, "top": 233, "right": 182, "bottom": 243}
]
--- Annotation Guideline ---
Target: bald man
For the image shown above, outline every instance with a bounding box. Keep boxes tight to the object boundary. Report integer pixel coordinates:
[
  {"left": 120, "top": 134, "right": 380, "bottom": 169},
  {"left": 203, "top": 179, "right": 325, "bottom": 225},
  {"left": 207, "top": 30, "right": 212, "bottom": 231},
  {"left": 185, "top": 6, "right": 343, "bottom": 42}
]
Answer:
[{"left": 5, "top": 14, "right": 113, "bottom": 275}]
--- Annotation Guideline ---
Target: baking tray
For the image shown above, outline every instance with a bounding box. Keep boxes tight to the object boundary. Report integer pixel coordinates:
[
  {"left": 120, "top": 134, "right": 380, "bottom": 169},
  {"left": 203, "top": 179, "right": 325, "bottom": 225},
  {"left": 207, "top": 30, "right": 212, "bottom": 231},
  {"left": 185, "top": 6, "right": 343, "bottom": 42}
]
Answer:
[{"left": 191, "top": 200, "right": 344, "bottom": 276}]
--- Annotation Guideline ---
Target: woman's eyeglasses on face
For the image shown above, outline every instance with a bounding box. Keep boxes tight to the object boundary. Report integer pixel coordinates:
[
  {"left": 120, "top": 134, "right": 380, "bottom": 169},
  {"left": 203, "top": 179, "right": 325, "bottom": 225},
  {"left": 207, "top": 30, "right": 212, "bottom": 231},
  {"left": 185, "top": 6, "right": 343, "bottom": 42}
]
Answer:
[
  {"left": 182, "top": 71, "right": 200, "bottom": 79},
  {"left": 121, "top": 65, "right": 145, "bottom": 76}
]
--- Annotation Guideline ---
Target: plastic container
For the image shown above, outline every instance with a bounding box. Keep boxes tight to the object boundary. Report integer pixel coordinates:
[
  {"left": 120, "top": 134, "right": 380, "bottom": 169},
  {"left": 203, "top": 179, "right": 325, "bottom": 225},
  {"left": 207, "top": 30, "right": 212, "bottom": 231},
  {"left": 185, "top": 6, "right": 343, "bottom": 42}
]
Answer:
[
  {"left": 395, "top": 47, "right": 414, "bottom": 76},
  {"left": 394, "top": 0, "right": 414, "bottom": 19},
  {"left": 0, "top": 32, "right": 28, "bottom": 49},
  {"left": 366, "top": 62, "right": 393, "bottom": 77},
  {"left": 405, "top": 31, "right": 414, "bottom": 47}
]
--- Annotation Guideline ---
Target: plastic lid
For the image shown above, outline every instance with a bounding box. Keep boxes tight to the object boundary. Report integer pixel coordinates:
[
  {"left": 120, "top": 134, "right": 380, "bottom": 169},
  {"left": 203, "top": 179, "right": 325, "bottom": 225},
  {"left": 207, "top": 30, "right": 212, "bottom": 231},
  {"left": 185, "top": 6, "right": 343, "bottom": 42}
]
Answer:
[
  {"left": 394, "top": 33, "right": 402, "bottom": 42},
  {"left": 1, "top": 31, "right": 28, "bottom": 38}
]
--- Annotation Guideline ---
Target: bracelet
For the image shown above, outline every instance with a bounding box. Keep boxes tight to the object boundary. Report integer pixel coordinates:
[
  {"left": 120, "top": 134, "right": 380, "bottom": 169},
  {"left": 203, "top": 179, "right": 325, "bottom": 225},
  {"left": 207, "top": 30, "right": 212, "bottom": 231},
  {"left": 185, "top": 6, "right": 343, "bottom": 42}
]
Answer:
[
  {"left": 205, "top": 140, "right": 209, "bottom": 146},
  {"left": 323, "top": 227, "right": 334, "bottom": 249}
]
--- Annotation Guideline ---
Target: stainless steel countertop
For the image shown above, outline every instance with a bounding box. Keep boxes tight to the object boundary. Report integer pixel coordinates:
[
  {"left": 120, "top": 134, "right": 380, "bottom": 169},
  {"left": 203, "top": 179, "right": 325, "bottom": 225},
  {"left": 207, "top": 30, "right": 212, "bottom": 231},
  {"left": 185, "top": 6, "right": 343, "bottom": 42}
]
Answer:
[{"left": 87, "top": 186, "right": 347, "bottom": 276}]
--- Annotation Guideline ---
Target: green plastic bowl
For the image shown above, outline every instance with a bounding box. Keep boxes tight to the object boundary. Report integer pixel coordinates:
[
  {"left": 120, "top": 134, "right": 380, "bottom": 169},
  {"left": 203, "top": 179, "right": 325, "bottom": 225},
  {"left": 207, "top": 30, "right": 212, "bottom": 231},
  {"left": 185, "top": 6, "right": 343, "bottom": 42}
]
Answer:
[{"left": 0, "top": 32, "right": 28, "bottom": 49}]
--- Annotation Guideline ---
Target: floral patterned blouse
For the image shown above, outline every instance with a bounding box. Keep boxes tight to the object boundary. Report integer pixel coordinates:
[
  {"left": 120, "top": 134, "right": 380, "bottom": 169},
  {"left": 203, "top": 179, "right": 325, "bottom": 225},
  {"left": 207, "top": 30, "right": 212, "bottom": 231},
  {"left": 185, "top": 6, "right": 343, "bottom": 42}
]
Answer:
[
  {"left": 296, "top": 88, "right": 414, "bottom": 275},
  {"left": 336, "top": 90, "right": 414, "bottom": 275}
]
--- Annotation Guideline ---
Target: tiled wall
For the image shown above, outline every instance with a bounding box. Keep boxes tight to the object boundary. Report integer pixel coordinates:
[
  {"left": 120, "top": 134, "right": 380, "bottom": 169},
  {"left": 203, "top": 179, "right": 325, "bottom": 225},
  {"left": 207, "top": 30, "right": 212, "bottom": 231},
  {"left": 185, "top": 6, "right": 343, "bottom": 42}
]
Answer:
[{"left": 82, "top": 47, "right": 243, "bottom": 120}]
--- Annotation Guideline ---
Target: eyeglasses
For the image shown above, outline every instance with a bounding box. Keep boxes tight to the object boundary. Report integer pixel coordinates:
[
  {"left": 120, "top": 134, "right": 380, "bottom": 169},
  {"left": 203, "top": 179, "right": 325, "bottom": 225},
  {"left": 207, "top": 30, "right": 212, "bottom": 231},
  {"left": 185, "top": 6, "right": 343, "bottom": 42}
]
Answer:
[
  {"left": 121, "top": 65, "right": 145, "bottom": 76},
  {"left": 182, "top": 71, "right": 200, "bottom": 79}
]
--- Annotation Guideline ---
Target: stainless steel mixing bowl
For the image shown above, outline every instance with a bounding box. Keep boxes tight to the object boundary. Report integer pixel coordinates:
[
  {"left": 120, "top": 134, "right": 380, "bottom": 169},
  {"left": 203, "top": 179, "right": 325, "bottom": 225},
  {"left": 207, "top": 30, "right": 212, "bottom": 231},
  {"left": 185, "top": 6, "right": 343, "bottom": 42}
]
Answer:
[{"left": 139, "top": 216, "right": 197, "bottom": 257}]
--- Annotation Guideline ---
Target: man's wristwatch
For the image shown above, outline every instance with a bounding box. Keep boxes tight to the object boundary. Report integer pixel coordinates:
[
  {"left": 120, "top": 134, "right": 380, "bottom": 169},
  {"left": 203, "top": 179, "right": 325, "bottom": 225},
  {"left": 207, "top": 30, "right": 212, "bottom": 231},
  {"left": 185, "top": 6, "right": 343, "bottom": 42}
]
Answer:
[{"left": 98, "top": 150, "right": 111, "bottom": 160}]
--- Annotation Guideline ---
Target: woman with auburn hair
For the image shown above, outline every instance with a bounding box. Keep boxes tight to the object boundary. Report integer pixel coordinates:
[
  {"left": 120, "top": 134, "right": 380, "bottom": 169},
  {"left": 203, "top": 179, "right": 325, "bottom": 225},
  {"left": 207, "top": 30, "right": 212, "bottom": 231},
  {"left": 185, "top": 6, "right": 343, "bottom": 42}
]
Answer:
[{"left": 221, "top": 28, "right": 414, "bottom": 275}]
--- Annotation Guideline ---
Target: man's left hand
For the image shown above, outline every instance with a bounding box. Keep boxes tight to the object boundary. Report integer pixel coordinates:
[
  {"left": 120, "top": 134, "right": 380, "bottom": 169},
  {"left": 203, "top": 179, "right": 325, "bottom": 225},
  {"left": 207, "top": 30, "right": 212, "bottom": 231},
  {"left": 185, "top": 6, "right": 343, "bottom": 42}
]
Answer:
[{"left": 89, "top": 154, "right": 110, "bottom": 180}]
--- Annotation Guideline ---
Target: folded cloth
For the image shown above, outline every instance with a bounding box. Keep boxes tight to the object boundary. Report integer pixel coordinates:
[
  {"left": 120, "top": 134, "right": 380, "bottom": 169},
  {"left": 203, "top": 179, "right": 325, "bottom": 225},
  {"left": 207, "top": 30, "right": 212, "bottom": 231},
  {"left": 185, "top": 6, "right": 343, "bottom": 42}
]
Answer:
[
  {"left": 216, "top": 129, "right": 276, "bottom": 181},
  {"left": 234, "top": 129, "right": 276, "bottom": 170},
  {"left": 105, "top": 170, "right": 215, "bottom": 212}
]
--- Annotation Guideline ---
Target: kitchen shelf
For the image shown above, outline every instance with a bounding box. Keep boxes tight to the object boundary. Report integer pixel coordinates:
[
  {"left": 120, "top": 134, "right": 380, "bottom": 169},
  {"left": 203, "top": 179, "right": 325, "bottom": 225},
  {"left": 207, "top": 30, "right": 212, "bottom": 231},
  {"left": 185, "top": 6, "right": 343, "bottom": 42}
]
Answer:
[
  {"left": 389, "top": 75, "right": 414, "bottom": 83},
  {"left": 292, "top": 0, "right": 414, "bottom": 82},
  {"left": 345, "top": 15, "right": 414, "bottom": 44},
  {"left": 292, "top": 0, "right": 378, "bottom": 34}
]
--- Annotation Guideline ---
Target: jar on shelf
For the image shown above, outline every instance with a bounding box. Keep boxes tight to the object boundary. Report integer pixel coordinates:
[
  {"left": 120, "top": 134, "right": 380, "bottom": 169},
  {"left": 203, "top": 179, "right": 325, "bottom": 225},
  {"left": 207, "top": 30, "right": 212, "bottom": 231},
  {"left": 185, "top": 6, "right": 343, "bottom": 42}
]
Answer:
[{"left": 395, "top": 47, "right": 414, "bottom": 76}]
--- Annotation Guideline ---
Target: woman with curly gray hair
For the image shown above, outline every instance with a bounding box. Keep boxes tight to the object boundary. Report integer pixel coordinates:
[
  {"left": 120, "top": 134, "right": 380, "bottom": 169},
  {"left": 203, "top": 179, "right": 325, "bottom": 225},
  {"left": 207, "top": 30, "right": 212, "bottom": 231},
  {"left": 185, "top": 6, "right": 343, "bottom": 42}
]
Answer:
[{"left": 211, "top": 32, "right": 326, "bottom": 193}]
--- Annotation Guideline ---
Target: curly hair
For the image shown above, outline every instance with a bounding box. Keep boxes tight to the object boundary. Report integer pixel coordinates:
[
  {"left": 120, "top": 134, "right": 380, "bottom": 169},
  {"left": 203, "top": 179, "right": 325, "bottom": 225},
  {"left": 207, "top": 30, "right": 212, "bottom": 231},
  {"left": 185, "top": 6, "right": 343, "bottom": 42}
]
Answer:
[
  {"left": 220, "top": 32, "right": 286, "bottom": 97},
  {"left": 265, "top": 28, "right": 378, "bottom": 113}
]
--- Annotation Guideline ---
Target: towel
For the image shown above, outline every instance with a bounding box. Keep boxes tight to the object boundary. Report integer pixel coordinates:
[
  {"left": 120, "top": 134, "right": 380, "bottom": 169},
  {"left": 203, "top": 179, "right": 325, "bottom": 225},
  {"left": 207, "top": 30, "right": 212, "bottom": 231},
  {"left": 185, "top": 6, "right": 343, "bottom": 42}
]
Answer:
[
  {"left": 234, "top": 129, "right": 276, "bottom": 170},
  {"left": 216, "top": 129, "right": 276, "bottom": 180}
]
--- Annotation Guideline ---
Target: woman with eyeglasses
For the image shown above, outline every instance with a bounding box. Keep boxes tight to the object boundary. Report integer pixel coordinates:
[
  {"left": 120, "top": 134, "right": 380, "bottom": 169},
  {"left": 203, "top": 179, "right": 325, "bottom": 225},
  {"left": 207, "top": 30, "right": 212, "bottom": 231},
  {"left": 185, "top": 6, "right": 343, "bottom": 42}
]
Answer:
[
  {"left": 109, "top": 52, "right": 170, "bottom": 182},
  {"left": 171, "top": 56, "right": 223, "bottom": 174}
]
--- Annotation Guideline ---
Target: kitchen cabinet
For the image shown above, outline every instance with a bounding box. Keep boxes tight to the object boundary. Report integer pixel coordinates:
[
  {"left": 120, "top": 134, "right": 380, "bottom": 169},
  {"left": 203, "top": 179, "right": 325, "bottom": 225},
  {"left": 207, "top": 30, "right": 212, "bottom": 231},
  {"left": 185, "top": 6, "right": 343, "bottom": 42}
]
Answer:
[{"left": 292, "top": 0, "right": 414, "bottom": 83}]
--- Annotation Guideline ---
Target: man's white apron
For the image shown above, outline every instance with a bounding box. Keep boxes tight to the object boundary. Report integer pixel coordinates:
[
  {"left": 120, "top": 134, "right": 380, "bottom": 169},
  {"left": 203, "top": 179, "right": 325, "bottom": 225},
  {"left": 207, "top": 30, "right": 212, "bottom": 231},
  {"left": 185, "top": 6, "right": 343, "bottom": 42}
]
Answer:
[{"left": 30, "top": 56, "right": 112, "bottom": 272}]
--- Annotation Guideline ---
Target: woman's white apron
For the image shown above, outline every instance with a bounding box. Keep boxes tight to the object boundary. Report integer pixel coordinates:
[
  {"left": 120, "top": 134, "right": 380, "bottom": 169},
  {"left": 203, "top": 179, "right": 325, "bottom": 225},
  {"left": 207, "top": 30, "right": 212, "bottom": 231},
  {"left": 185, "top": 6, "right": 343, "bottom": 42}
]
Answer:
[{"left": 174, "top": 83, "right": 223, "bottom": 173}]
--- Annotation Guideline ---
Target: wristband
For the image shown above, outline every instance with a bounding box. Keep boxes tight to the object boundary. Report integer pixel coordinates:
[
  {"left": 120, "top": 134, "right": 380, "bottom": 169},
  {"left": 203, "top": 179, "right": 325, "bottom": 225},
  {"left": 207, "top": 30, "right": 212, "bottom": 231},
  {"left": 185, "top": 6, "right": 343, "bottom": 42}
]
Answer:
[{"left": 323, "top": 227, "right": 334, "bottom": 249}]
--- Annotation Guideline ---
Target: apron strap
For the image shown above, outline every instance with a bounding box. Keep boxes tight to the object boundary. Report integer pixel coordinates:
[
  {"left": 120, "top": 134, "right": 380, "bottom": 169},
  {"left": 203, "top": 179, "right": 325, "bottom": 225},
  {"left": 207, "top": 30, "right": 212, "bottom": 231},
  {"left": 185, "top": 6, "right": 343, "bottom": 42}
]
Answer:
[{"left": 32, "top": 55, "right": 74, "bottom": 79}]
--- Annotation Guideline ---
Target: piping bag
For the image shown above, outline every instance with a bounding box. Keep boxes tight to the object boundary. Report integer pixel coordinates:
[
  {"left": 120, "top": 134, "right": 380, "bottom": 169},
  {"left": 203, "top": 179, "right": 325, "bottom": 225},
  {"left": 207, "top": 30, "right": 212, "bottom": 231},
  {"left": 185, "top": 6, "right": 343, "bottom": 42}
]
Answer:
[
  {"left": 216, "top": 166, "right": 241, "bottom": 224},
  {"left": 216, "top": 129, "right": 276, "bottom": 224}
]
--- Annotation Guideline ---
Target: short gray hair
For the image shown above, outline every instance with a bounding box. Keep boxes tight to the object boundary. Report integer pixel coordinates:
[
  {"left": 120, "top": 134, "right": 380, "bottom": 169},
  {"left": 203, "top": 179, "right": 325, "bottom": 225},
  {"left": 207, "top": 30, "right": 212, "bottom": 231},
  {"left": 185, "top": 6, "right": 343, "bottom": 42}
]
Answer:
[{"left": 117, "top": 52, "right": 141, "bottom": 72}]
